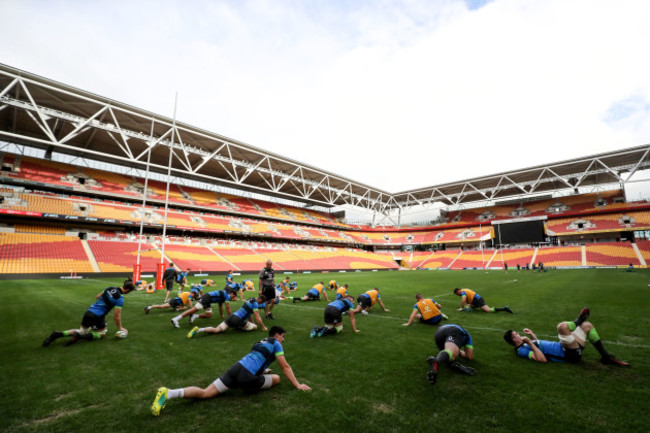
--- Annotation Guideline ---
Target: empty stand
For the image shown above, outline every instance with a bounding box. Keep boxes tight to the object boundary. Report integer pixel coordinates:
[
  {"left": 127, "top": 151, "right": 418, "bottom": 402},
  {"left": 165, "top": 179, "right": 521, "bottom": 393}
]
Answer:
[
  {"left": 0, "top": 233, "right": 93, "bottom": 274},
  {"left": 88, "top": 240, "right": 163, "bottom": 272},
  {"left": 585, "top": 242, "right": 640, "bottom": 266}
]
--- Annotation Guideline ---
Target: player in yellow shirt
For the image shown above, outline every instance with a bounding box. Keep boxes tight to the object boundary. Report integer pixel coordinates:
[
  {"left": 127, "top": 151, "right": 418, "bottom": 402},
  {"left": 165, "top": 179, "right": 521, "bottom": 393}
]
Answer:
[
  {"left": 354, "top": 288, "right": 390, "bottom": 315},
  {"left": 453, "top": 288, "right": 512, "bottom": 313},
  {"left": 145, "top": 291, "right": 199, "bottom": 314},
  {"left": 402, "top": 294, "right": 448, "bottom": 326},
  {"left": 336, "top": 284, "right": 349, "bottom": 299},
  {"left": 280, "top": 277, "right": 292, "bottom": 296},
  {"left": 328, "top": 280, "right": 339, "bottom": 291},
  {"left": 293, "top": 282, "right": 329, "bottom": 302}
]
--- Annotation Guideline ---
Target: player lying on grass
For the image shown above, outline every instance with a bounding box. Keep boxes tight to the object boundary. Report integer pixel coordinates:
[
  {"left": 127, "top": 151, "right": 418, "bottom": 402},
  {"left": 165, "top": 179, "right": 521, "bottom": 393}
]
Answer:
[
  {"left": 145, "top": 290, "right": 199, "bottom": 314},
  {"left": 43, "top": 280, "right": 135, "bottom": 347},
  {"left": 354, "top": 288, "right": 390, "bottom": 315},
  {"left": 310, "top": 295, "right": 359, "bottom": 337},
  {"left": 170, "top": 288, "right": 238, "bottom": 328},
  {"left": 426, "top": 324, "right": 477, "bottom": 385},
  {"left": 503, "top": 308, "right": 630, "bottom": 366},
  {"left": 187, "top": 295, "right": 268, "bottom": 338},
  {"left": 293, "top": 282, "right": 329, "bottom": 303},
  {"left": 402, "top": 294, "right": 448, "bottom": 326},
  {"left": 453, "top": 288, "right": 512, "bottom": 313},
  {"left": 151, "top": 326, "right": 310, "bottom": 416}
]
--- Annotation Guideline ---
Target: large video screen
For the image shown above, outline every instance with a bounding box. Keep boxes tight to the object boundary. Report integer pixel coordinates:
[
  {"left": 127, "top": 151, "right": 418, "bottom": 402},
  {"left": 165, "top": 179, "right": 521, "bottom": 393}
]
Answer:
[{"left": 494, "top": 220, "right": 545, "bottom": 244}]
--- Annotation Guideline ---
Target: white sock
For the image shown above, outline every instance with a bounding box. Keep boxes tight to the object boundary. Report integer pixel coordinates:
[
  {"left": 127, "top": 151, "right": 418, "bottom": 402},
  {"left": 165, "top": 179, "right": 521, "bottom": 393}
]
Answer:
[
  {"left": 198, "top": 328, "right": 204, "bottom": 333},
  {"left": 172, "top": 314, "right": 182, "bottom": 321},
  {"left": 168, "top": 388, "right": 184, "bottom": 399}
]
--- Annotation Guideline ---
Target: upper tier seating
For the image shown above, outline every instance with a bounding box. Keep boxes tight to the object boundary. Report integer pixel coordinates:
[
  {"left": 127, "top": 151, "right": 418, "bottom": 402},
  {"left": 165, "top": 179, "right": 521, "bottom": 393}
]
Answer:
[{"left": 546, "top": 211, "right": 650, "bottom": 235}]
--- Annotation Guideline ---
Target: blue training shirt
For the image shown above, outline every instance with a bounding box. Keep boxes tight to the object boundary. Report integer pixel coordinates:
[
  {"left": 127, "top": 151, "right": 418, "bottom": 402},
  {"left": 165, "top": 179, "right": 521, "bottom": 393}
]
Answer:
[
  {"left": 87, "top": 287, "right": 125, "bottom": 318},
  {"left": 232, "top": 299, "right": 261, "bottom": 321},
  {"left": 207, "top": 290, "right": 230, "bottom": 304},
  {"left": 238, "top": 337, "right": 284, "bottom": 375},
  {"left": 517, "top": 340, "right": 568, "bottom": 362},
  {"left": 328, "top": 298, "right": 354, "bottom": 312}
]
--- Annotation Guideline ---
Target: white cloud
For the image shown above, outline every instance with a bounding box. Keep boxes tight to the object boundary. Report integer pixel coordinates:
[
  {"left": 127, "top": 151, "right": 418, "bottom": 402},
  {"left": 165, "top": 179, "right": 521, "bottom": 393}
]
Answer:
[{"left": 1, "top": 0, "right": 649, "bottom": 196}]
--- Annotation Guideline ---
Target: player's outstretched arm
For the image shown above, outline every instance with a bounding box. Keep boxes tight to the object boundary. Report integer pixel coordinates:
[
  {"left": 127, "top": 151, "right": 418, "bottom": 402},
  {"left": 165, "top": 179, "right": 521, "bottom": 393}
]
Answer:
[
  {"left": 253, "top": 310, "right": 267, "bottom": 331},
  {"left": 402, "top": 309, "right": 418, "bottom": 326},
  {"left": 349, "top": 311, "right": 360, "bottom": 332},
  {"left": 113, "top": 308, "right": 124, "bottom": 331},
  {"left": 277, "top": 355, "right": 311, "bottom": 391}
]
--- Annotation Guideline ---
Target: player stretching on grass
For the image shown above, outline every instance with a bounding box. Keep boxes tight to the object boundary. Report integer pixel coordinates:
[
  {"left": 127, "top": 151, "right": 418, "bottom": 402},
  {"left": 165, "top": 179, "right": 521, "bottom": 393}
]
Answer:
[
  {"left": 336, "top": 284, "right": 349, "bottom": 299},
  {"left": 310, "top": 295, "right": 359, "bottom": 337},
  {"left": 426, "top": 324, "right": 477, "bottom": 385},
  {"left": 354, "top": 288, "right": 390, "bottom": 315},
  {"left": 293, "top": 282, "right": 329, "bottom": 303},
  {"left": 503, "top": 308, "right": 630, "bottom": 366},
  {"left": 187, "top": 295, "right": 268, "bottom": 338},
  {"left": 402, "top": 294, "right": 448, "bottom": 326},
  {"left": 151, "top": 326, "right": 310, "bottom": 416},
  {"left": 453, "top": 288, "right": 512, "bottom": 313},
  {"left": 170, "top": 289, "right": 237, "bottom": 328},
  {"left": 43, "top": 280, "right": 136, "bottom": 347},
  {"left": 145, "top": 291, "right": 199, "bottom": 314}
]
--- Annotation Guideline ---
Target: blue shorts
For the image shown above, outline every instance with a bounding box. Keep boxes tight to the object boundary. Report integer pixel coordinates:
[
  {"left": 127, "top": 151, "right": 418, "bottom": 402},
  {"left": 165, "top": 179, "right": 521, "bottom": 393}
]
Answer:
[{"left": 420, "top": 315, "right": 442, "bottom": 325}]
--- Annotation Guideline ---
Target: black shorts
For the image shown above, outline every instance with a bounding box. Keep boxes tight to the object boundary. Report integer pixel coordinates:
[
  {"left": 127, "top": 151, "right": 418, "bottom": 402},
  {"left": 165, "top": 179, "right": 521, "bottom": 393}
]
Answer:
[
  {"left": 357, "top": 295, "right": 371, "bottom": 308},
  {"left": 324, "top": 305, "right": 343, "bottom": 325},
  {"left": 165, "top": 280, "right": 174, "bottom": 291},
  {"left": 168, "top": 298, "right": 183, "bottom": 308},
  {"left": 563, "top": 346, "right": 583, "bottom": 363},
  {"left": 434, "top": 326, "right": 465, "bottom": 350},
  {"left": 262, "top": 286, "right": 275, "bottom": 303},
  {"left": 470, "top": 297, "right": 486, "bottom": 308},
  {"left": 199, "top": 293, "right": 214, "bottom": 309},
  {"left": 81, "top": 311, "right": 106, "bottom": 330},
  {"left": 219, "top": 362, "right": 265, "bottom": 392},
  {"left": 225, "top": 315, "right": 247, "bottom": 330}
]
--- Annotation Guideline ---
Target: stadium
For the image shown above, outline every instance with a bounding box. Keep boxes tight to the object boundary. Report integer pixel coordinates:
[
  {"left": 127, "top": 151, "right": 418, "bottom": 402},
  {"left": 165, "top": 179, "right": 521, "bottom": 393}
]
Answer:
[{"left": 1, "top": 63, "right": 649, "bottom": 433}]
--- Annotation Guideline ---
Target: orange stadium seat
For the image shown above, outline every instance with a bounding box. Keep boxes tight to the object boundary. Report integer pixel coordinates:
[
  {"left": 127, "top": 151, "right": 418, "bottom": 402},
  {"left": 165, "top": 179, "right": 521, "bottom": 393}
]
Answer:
[
  {"left": 450, "top": 249, "right": 493, "bottom": 269},
  {"left": 419, "top": 249, "right": 462, "bottom": 269},
  {"left": 585, "top": 241, "right": 640, "bottom": 266},
  {"left": 489, "top": 247, "right": 536, "bottom": 268},
  {"left": 163, "top": 244, "right": 232, "bottom": 272},
  {"left": 88, "top": 240, "right": 163, "bottom": 272},
  {"left": 534, "top": 246, "right": 583, "bottom": 267},
  {"left": 0, "top": 233, "right": 93, "bottom": 274}
]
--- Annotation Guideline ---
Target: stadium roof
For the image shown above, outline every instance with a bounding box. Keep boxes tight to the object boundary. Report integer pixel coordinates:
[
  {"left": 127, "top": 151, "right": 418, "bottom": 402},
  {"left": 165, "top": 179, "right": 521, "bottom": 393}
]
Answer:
[{"left": 1, "top": 63, "right": 649, "bottom": 217}]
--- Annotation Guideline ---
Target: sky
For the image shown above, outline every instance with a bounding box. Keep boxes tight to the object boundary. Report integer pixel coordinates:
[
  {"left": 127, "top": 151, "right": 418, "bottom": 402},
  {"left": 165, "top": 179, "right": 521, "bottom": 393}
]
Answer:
[{"left": 1, "top": 0, "right": 650, "bottom": 202}]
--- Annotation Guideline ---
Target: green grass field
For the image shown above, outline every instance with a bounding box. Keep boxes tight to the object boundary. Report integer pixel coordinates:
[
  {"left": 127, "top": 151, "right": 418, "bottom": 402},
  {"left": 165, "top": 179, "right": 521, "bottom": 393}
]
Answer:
[{"left": 1, "top": 269, "right": 650, "bottom": 433}]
